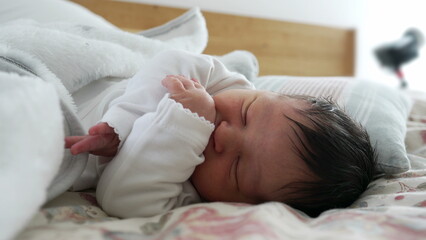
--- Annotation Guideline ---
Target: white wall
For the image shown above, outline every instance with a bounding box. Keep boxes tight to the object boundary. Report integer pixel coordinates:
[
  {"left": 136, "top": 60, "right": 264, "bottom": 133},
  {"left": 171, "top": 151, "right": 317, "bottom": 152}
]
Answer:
[
  {"left": 122, "top": 0, "right": 426, "bottom": 90},
  {"left": 358, "top": 0, "right": 426, "bottom": 90}
]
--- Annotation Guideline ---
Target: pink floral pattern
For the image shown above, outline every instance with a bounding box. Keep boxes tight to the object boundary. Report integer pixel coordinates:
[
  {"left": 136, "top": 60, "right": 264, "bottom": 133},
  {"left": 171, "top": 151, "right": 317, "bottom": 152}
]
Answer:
[{"left": 17, "top": 161, "right": 426, "bottom": 240}]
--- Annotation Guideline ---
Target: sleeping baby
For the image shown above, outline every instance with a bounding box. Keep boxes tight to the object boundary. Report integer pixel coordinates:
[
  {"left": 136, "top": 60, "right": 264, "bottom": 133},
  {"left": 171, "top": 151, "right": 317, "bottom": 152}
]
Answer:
[{"left": 66, "top": 50, "right": 378, "bottom": 218}]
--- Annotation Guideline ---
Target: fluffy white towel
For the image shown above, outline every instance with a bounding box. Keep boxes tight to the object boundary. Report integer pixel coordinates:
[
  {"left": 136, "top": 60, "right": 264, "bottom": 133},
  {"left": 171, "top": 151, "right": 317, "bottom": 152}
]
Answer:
[
  {"left": 0, "top": 73, "right": 63, "bottom": 240},
  {"left": 0, "top": 7, "right": 207, "bottom": 240}
]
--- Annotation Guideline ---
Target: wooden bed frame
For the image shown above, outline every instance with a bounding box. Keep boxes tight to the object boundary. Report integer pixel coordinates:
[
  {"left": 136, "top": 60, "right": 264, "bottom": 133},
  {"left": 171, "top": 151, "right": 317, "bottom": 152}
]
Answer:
[{"left": 71, "top": 0, "right": 355, "bottom": 77}]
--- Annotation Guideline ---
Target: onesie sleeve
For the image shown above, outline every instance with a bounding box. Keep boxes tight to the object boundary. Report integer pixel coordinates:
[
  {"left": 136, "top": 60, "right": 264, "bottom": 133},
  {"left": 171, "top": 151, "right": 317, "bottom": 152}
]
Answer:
[
  {"left": 100, "top": 68, "right": 168, "bottom": 146},
  {"left": 96, "top": 94, "right": 214, "bottom": 218}
]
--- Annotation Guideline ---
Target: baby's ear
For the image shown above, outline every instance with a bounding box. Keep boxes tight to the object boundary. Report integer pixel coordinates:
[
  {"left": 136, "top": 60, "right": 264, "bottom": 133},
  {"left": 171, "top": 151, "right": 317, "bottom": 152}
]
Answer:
[{"left": 215, "top": 50, "right": 259, "bottom": 81}]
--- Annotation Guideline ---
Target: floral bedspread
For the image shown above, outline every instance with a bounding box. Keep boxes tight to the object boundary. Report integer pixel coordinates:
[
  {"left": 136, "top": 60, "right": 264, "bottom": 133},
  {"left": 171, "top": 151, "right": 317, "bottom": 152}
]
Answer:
[{"left": 16, "top": 91, "right": 426, "bottom": 240}]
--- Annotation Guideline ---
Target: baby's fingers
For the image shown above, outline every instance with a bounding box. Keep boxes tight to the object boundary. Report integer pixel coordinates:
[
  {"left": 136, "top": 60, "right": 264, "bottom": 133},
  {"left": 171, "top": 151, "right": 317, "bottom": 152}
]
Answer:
[
  {"left": 65, "top": 136, "right": 86, "bottom": 148},
  {"left": 89, "top": 122, "right": 115, "bottom": 135},
  {"left": 161, "top": 76, "right": 185, "bottom": 94},
  {"left": 69, "top": 135, "right": 105, "bottom": 155},
  {"left": 162, "top": 75, "right": 185, "bottom": 94},
  {"left": 177, "top": 75, "right": 199, "bottom": 89}
]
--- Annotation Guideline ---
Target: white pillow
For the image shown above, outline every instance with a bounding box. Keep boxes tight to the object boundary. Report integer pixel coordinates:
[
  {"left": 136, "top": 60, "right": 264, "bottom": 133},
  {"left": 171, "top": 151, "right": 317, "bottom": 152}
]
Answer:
[{"left": 253, "top": 76, "right": 412, "bottom": 174}]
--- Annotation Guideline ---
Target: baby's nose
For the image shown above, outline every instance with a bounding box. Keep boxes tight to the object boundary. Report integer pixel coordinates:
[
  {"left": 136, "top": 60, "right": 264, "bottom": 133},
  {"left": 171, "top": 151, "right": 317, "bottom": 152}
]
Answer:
[{"left": 214, "top": 121, "right": 237, "bottom": 153}]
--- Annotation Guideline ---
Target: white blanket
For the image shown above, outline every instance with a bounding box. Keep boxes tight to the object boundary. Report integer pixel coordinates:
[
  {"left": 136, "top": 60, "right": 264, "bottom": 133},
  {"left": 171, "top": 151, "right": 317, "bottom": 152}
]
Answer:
[{"left": 0, "top": 8, "right": 207, "bottom": 240}]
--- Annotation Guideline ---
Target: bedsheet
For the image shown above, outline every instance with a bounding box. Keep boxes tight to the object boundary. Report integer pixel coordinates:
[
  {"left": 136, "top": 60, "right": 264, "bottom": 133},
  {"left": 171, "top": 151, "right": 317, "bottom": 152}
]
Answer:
[{"left": 15, "top": 90, "right": 426, "bottom": 240}]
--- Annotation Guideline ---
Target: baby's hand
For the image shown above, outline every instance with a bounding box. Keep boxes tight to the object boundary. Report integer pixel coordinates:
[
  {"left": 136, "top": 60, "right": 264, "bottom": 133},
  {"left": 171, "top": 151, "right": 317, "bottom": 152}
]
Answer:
[
  {"left": 162, "top": 75, "right": 216, "bottom": 124},
  {"left": 65, "top": 122, "right": 119, "bottom": 157}
]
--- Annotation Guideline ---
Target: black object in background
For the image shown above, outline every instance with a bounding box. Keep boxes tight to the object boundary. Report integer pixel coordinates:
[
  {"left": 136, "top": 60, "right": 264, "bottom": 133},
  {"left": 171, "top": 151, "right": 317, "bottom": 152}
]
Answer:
[{"left": 374, "top": 28, "right": 424, "bottom": 88}]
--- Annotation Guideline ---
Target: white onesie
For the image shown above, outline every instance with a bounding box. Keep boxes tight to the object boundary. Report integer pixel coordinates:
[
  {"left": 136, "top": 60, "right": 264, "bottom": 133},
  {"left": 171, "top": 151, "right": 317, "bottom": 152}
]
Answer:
[{"left": 75, "top": 50, "right": 254, "bottom": 218}]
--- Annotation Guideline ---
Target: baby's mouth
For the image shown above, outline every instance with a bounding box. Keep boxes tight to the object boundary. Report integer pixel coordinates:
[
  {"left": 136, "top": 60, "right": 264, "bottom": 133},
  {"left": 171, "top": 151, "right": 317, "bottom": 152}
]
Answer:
[
  {"left": 211, "top": 132, "right": 216, "bottom": 150},
  {"left": 214, "top": 111, "right": 221, "bottom": 128},
  {"left": 207, "top": 124, "right": 219, "bottom": 153},
  {"left": 211, "top": 113, "right": 220, "bottom": 151}
]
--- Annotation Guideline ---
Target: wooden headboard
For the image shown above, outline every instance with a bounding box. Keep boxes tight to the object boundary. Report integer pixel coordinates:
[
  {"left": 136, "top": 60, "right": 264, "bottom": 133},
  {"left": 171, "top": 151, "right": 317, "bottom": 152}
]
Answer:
[{"left": 71, "top": 0, "right": 355, "bottom": 76}]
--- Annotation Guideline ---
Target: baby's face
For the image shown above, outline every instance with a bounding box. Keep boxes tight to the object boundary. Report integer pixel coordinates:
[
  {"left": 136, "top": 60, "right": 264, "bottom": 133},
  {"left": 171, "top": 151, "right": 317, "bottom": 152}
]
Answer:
[{"left": 190, "top": 89, "right": 314, "bottom": 204}]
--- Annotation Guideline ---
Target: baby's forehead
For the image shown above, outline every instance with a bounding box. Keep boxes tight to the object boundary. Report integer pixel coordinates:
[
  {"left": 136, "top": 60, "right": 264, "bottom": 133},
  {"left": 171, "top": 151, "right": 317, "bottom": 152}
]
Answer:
[
  {"left": 248, "top": 94, "right": 326, "bottom": 201},
  {"left": 252, "top": 93, "right": 314, "bottom": 133},
  {"left": 274, "top": 95, "right": 314, "bottom": 122}
]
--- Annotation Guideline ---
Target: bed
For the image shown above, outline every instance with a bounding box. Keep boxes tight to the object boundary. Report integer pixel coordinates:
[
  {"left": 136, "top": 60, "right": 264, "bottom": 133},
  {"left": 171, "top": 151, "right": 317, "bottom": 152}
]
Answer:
[{"left": 1, "top": 0, "right": 426, "bottom": 239}]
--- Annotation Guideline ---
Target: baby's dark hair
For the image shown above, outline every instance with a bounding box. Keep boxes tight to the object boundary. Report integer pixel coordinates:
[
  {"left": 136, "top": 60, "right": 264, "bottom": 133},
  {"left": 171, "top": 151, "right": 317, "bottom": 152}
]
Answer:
[{"left": 281, "top": 95, "right": 378, "bottom": 217}]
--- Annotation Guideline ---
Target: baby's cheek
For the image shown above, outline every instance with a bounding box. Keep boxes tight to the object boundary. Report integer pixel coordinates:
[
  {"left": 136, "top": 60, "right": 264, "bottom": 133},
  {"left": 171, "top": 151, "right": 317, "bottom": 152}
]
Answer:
[
  {"left": 190, "top": 165, "right": 215, "bottom": 201},
  {"left": 190, "top": 163, "right": 209, "bottom": 188}
]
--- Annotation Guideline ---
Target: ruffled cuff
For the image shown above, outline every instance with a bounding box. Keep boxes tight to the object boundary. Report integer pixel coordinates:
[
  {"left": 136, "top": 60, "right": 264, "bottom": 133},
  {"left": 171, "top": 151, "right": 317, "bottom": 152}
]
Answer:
[
  {"left": 155, "top": 94, "right": 215, "bottom": 153},
  {"left": 101, "top": 104, "right": 139, "bottom": 148}
]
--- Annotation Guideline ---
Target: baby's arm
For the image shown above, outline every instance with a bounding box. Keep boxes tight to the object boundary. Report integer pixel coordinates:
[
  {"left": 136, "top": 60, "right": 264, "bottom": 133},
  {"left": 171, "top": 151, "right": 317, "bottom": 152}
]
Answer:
[
  {"left": 96, "top": 75, "right": 215, "bottom": 218},
  {"left": 66, "top": 74, "right": 214, "bottom": 156}
]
